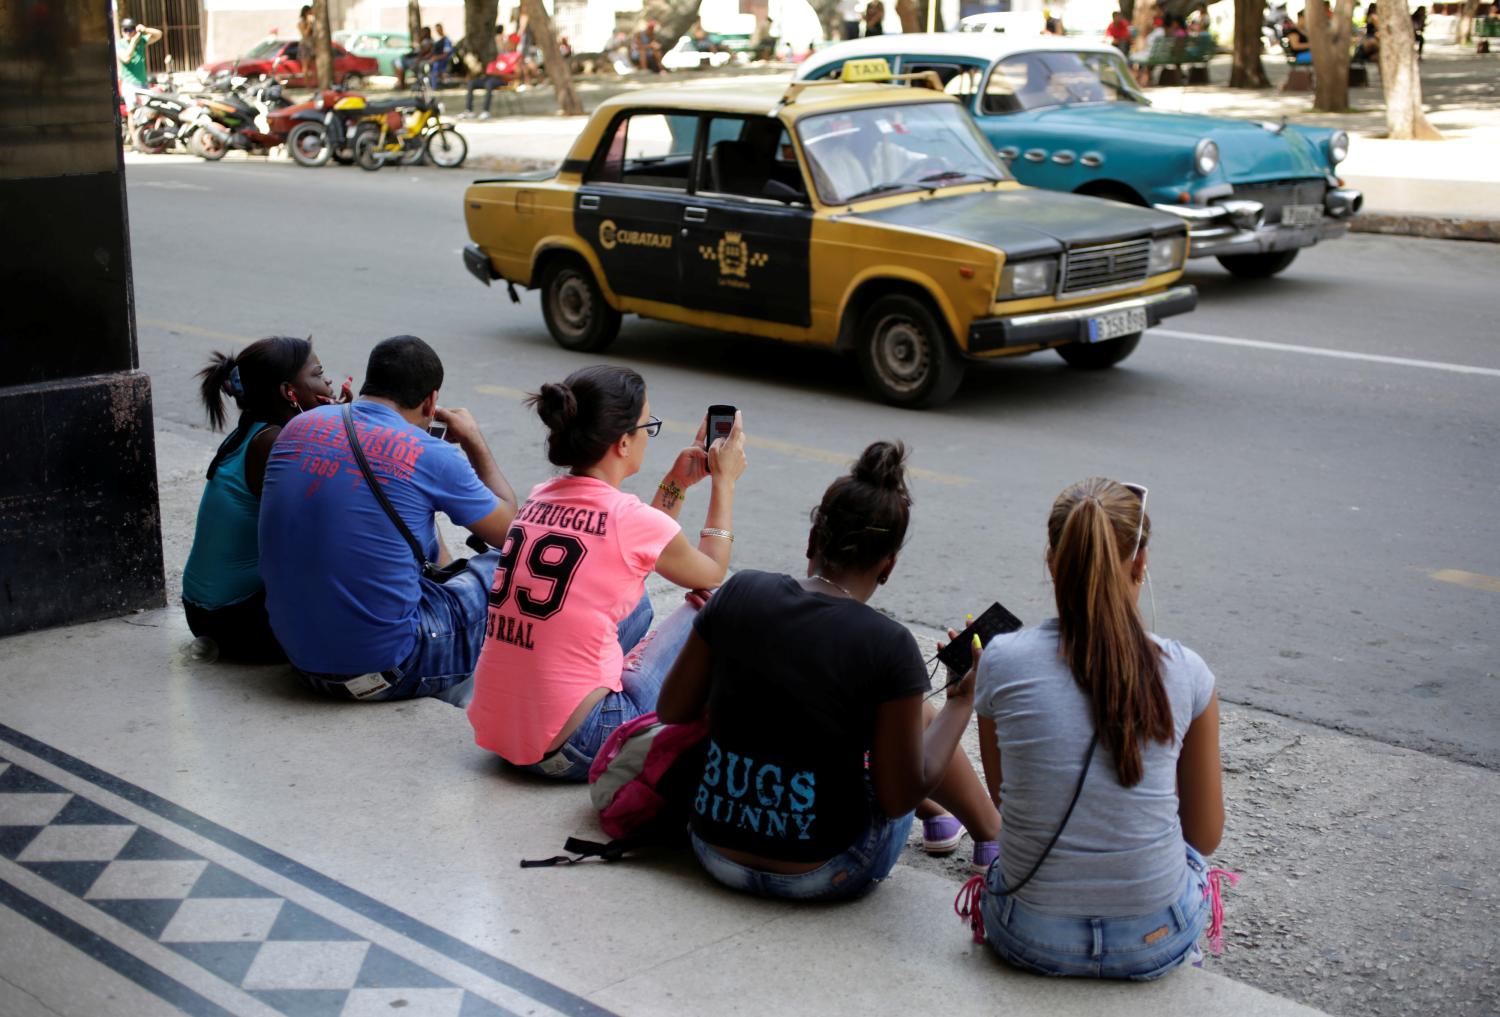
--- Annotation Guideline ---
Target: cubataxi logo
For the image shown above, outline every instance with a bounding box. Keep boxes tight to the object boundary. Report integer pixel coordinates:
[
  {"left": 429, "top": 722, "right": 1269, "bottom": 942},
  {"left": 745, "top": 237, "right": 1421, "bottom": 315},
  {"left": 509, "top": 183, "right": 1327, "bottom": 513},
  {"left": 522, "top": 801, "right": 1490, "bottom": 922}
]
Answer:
[
  {"left": 598, "top": 219, "right": 673, "bottom": 252},
  {"left": 698, "top": 231, "right": 770, "bottom": 290}
]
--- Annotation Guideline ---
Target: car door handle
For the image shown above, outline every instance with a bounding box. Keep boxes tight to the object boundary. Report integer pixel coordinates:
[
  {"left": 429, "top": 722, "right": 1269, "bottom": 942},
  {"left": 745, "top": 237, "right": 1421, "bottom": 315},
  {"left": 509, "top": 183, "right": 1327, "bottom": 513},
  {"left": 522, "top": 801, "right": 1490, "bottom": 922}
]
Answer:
[
  {"left": 579, "top": 195, "right": 600, "bottom": 210},
  {"left": 684, "top": 207, "right": 708, "bottom": 223},
  {"left": 1024, "top": 149, "right": 1047, "bottom": 163}
]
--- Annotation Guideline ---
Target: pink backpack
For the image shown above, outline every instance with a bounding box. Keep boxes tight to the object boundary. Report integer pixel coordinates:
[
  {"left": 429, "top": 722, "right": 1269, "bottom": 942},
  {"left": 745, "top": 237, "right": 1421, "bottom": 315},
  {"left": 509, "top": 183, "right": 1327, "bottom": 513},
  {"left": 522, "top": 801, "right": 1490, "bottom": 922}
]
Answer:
[{"left": 521, "top": 712, "right": 709, "bottom": 867}]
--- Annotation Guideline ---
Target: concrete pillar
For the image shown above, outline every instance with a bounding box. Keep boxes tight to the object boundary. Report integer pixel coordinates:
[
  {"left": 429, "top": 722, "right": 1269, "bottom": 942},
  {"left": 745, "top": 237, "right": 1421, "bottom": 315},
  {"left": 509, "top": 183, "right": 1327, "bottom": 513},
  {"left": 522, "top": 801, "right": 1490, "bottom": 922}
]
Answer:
[{"left": 0, "top": 1, "right": 166, "bottom": 635}]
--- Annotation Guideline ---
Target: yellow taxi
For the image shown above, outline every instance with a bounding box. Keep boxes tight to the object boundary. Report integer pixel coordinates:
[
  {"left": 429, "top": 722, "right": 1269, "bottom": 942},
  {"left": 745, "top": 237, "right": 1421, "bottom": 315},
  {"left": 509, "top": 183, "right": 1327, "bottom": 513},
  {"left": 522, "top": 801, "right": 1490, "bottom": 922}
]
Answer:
[{"left": 462, "top": 60, "right": 1197, "bottom": 407}]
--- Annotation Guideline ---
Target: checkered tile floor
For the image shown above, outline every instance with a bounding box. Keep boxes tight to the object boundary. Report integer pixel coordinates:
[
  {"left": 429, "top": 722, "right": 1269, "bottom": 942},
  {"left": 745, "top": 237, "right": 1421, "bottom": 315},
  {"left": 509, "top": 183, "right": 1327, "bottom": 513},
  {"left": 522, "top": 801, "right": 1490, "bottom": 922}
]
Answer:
[{"left": 0, "top": 752, "right": 562, "bottom": 1017}]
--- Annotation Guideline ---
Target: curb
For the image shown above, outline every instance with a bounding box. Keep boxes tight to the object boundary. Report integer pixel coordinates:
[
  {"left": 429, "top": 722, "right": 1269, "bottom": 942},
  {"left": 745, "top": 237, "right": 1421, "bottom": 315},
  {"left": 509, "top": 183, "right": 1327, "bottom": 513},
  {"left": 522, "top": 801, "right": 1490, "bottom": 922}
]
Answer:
[
  {"left": 462, "top": 157, "right": 1500, "bottom": 244},
  {"left": 1349, "top": 213, "right": 1500, "bottom": 242}
]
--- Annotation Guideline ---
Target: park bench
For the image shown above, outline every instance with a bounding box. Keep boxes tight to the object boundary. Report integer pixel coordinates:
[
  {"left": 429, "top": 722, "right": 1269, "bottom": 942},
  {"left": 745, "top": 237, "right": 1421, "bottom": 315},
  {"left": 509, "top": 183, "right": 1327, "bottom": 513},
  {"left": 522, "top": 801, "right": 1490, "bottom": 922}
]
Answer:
[
  {"left": 1130, "top": 34, "right": 1216, "bottom": 86},
  {"left": 1278, "top": 39, "right": 1374, "bottom": 92}
]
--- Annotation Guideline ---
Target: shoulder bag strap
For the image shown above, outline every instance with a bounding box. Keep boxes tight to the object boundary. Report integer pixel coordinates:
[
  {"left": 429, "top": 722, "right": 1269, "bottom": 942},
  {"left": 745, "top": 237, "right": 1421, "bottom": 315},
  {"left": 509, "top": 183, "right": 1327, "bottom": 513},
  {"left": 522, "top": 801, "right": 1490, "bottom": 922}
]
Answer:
[
  {"left": 341, "top": 403, "right": 432, "bottom": 571},
  {"left": 1001, "top": 731, "right": 1099, "bottom": 897}
]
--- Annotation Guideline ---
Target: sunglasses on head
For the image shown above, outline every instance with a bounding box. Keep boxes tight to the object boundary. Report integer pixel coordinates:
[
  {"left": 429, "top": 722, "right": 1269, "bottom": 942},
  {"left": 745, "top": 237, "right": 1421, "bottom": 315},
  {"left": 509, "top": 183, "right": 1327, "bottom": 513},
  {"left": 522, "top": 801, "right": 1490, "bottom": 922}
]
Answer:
[{"left": 1121, "top": 482, "right": 1148, "bottom": 560}]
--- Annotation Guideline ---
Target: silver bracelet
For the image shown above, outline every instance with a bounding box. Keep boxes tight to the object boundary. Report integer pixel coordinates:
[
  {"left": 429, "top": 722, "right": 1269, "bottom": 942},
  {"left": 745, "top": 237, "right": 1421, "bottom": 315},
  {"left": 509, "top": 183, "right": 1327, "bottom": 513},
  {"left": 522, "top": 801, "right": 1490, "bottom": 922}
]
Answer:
[{"left": 700, "top": 527, "right": 734, "bottom": 542}]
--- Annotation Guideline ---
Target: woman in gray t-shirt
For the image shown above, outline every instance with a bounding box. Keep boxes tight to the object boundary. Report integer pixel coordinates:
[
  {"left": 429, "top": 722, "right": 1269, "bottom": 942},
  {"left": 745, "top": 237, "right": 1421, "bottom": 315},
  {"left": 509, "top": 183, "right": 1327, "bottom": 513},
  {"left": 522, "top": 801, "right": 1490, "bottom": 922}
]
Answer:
[{"left": 957, "top": 477, "right": 1228, "bottom": 979}]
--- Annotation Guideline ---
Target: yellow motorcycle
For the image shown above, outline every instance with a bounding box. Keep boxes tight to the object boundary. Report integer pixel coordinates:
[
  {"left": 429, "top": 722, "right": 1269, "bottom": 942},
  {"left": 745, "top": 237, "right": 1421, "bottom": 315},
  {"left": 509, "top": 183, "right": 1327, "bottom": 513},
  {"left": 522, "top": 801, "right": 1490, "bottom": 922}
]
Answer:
[{"left": 345, "top": 84, "right": 467, "bottom": 171}]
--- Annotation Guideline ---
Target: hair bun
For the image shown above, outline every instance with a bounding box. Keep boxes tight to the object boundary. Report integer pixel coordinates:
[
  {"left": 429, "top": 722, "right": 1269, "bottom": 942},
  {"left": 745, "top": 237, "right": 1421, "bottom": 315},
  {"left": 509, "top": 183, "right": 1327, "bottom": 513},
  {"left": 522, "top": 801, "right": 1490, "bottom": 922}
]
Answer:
[
  {"left": 534, "top": 382, "right": 577, "bottom": 431},
  {"left": 851, "top": 441, "right": 909, "bottom": 493}
]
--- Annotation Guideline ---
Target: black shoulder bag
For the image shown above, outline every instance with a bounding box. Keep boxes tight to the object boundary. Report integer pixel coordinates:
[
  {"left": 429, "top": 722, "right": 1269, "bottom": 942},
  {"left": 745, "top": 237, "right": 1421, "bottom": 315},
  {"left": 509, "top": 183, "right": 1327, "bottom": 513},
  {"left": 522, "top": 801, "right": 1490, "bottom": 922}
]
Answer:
[
  {"left": 1000, "top": 732, "right": 1099, "bottom": 897},
  {"left": 341, "top": 404, "right": 476, "bottom": 584}
]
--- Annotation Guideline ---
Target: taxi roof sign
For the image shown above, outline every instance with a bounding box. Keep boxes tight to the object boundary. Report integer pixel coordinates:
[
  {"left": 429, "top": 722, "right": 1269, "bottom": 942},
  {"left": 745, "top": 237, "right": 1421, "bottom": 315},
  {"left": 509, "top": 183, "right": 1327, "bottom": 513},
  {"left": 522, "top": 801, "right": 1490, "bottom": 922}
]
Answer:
[{"left": 840, "top": 58, "right": 894, "bottom": 82}]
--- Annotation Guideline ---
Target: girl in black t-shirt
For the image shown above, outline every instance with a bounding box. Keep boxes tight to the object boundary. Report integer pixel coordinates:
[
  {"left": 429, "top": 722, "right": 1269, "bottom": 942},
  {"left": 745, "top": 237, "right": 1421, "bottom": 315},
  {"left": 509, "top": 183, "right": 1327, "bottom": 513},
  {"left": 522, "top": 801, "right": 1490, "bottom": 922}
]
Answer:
[{"left": 658, "top": 442, "right": 1000, "bottom": 900}]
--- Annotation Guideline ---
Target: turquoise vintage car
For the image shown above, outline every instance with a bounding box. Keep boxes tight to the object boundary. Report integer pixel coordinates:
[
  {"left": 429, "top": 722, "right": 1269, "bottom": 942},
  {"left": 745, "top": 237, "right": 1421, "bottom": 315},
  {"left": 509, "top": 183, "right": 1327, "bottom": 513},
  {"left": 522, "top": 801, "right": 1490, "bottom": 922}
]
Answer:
[
  {"left": 798, "top": 36, "right": 1363, "bottom": 278},
  {"left": 333, "top": 30, "right": 410, "bottom": 77}
]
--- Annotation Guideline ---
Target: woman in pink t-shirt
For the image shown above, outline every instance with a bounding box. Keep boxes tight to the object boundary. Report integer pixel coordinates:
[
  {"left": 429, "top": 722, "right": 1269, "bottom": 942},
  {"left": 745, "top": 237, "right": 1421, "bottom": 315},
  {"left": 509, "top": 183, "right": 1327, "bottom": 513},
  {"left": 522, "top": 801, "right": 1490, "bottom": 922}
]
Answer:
[{"left": 467, "top": 365, "right": 748, "bottom": 779}]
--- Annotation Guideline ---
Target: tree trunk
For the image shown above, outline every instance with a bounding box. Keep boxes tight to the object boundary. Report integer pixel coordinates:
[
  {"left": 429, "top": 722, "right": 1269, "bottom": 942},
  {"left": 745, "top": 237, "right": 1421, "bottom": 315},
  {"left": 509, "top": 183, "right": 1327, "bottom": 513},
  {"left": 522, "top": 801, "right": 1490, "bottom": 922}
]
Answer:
[
  {"left": 312, "top": 0, "right": 334, "bottom": 89},
  {"left": 408, "top": 0, "right": 423, "bottom": 45},
  {"left": 1230, "top": 0, "right": 1270, "bottom": 87},
  {"left": 464, "top": 0, "right": 499, "bottom": 70},
  {"left": 895, "top": 0, "right": 922, "bottom": 32},
  {"left": 812, "top": 0, "right": 844, "bottom": 40},
  {"left": 1456, "top": 0, "right": 1481, "bottom": 43},
  {"left": 521, "top": 0, "right": 582, "bottom": 115},
  {"left": 1377, "top": 0, "right": 1441, "bottom": 138},
  {"left": 1131, "top": 1, "right": 1157, "bottom": 49},
  {"left": 1306, "top": 0, "right": 1355, "bottom": 112},
  {"left": 650, "top": 0, "right": 708, "bottom": 53}
]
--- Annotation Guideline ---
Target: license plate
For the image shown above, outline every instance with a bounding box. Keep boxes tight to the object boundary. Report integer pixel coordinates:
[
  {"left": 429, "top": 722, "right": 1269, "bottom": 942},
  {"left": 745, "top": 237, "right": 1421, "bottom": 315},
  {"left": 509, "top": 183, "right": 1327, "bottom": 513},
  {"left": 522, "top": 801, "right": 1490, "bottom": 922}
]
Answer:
[
  {"left": 1088, "top": 306, "right": 1148, "bottom": 342},
  {"left": 1281, "top": 203, "right": 1324, "bottom": 227}
]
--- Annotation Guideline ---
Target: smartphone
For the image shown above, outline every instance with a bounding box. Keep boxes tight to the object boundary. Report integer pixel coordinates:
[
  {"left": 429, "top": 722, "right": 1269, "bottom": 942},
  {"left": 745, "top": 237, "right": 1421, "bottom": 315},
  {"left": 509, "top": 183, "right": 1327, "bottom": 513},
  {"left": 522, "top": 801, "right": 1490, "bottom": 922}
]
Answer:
[
  {"left": 936, "top": 601, "right": 1024, "bottom": 677},
  {"left": 705, "top": 404, "right": 736, "bottom": 471},
  {"left": 427, "top": 420, "right": 448, "bottom": 440}
]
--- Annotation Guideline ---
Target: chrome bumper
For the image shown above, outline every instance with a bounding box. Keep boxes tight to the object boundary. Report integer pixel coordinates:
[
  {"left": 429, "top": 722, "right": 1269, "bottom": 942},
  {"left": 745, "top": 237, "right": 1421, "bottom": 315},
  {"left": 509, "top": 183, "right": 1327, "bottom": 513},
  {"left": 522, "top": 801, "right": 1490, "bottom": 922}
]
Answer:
[
  {"left": 1155, "top": 187, "right": 1362, "bottom": 259},
  {"left": 967, "top": 284, "right": 1197, "bottom": 355}
]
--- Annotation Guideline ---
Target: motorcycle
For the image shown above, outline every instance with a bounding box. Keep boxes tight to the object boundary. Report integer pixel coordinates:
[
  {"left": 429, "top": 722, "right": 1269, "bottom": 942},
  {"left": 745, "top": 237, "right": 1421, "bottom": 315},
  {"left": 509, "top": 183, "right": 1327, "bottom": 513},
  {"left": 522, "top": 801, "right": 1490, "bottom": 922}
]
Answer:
[
  {"left": 348, "top": 75, "right": 467, "bottom": 171},
  {"left": 131, "top": 61, "right": 212, "bottom": 155},
  {"left": 284, "top": 89, "right": 369, "bottom": 168},
  {"left": 191, "top": 71, "right": 293, "bottom": 161}
]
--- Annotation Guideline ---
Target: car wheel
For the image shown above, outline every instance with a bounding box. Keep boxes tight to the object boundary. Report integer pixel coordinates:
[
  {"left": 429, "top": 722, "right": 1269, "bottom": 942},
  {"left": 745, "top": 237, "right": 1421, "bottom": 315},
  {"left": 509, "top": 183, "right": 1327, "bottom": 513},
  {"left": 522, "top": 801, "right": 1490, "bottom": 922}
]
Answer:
[
  {"left": 352, "top": 125, "right": 383, "bottom": 171},
  {"left": 191, "top": 128, "right": 228, "bottom": 161},
  {"left": 1056, "top": 333, "right": 1141, "bottom": 369},
  {"left": 424, "top": 125, "right": 468, "bottom": 168},
  {"left": 854, "top": 294, "right": 965, "bottom": 408},
  {"left": 1216, "top": 250, "right": 1299, "bottom": 278},
  {"left": 342, "top": 72, "right": 365, "bottom": 91},
  {"left": 541, "top": 256, "right": 622, "bottom": 352},
  {"left": 287, "top": 122, "right": 331, "bottom": 167}
]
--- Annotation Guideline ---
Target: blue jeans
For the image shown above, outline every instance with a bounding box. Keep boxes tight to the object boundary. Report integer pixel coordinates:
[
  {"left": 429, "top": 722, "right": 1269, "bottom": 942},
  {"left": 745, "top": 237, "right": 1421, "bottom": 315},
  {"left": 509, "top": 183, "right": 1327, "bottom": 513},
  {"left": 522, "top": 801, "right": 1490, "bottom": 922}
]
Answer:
[
  {"left": 522, "top": 597, "right": 694, "bottom": 781},
  {"left": 979, "top": 844, "right": 1211, "bottom": 979},
  {"left": 298, "top": 551, "right": 500, "bottom": 707},
  {"left": 690, "top": 780, "right": 916, "bottom": 901}
]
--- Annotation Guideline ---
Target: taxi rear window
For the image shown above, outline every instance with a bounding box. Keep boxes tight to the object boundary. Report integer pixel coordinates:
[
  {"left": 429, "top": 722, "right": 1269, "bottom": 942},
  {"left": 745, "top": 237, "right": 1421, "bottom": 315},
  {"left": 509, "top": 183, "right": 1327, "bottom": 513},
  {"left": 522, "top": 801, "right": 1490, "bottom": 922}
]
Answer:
[{"left": 589, "top": 113, "right": 698, "bottom": 190}]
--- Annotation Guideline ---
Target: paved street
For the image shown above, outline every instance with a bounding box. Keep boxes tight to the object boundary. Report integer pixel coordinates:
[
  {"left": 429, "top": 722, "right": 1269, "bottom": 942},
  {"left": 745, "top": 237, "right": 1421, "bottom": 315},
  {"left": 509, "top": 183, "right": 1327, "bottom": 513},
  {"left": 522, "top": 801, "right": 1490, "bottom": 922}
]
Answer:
[{"left": 126, "top": 157, "right": 1500, "bottom": 770}]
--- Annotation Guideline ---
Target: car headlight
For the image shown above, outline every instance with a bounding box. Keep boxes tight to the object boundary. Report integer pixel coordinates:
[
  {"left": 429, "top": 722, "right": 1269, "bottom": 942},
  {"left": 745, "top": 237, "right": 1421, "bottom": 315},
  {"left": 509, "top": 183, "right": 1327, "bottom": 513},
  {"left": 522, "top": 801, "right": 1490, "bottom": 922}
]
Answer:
[
  {"left": 1193, "top": 138, "right": 1219, "bottom": 176},
  {"left": 1147, "top": 235, "right": 1187, "bottom": 274},
  {"left": 998, "top": 258, "right": 1058, "bottom": 299},
  {"left": 1328, "top": 130, "right": 1349, "bottom": 165}
]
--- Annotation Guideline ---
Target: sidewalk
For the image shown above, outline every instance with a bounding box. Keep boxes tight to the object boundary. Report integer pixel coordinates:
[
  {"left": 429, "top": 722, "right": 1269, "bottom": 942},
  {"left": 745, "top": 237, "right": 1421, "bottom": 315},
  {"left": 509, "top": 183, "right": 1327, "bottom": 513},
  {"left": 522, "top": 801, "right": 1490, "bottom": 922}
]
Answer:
[
  {"left": 3, "top": 411, "right": 1497, "bottom": 1016},
  {"left": 448, "top": 47, "right": 1500, "bottom": 241}
]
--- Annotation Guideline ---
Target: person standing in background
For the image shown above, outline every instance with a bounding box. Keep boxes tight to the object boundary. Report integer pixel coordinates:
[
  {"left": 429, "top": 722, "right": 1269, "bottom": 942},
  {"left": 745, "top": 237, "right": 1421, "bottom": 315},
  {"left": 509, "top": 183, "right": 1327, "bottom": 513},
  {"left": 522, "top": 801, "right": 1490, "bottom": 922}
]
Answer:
[
  {"left": 863, "top": 1, "right": 886, "bottom": 37},
  {"left": 1106, "top": 10, "right": 1132, "bottom": 53},
  {"left": 116, "top": 18, "right": 162, "bottom": 107}
]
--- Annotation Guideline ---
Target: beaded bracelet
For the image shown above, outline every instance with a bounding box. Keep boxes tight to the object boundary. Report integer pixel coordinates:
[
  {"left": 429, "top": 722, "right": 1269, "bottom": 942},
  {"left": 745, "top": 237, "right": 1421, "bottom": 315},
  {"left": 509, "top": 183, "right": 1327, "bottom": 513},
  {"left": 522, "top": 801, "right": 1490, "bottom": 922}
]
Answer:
[
  {"left": 700, "top": 528, "right": 734, "bottom": 542},
  {"left": 658, "top": 480, "right": 683, "bottom": 500}
]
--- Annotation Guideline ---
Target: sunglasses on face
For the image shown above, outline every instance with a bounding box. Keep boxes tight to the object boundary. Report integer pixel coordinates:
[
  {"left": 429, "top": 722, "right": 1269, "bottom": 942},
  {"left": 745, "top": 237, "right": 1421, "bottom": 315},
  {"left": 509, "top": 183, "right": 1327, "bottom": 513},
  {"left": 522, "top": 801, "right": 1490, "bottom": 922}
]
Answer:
[
  {"left": 1122, "top": 482, "right": 1148, "bottom": 560},
  {"left": 625, "top": 416, "right": 663, "bottom": 438}
]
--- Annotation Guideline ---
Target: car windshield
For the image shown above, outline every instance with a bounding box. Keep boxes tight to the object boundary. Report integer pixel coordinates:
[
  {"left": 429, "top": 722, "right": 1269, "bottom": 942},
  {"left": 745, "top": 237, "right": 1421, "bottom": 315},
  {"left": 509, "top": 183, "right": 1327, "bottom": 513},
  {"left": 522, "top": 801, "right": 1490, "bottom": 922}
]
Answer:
[
  {"left": 985, "top": 50, "right": 1147, "bottom": 113},
  {"left": 244, "top": 38, "right": 284, "bottom": 59},
  {"left": 797, "top": 102, "right": 1010, "bottom": 205}
]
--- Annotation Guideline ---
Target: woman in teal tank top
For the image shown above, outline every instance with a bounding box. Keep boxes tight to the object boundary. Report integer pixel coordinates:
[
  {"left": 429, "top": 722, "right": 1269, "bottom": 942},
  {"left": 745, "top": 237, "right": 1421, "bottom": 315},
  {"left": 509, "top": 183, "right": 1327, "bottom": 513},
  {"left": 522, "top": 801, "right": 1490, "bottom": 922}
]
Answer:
[{"left": 183, "top": 336, "right": 344, "bottom": 661}]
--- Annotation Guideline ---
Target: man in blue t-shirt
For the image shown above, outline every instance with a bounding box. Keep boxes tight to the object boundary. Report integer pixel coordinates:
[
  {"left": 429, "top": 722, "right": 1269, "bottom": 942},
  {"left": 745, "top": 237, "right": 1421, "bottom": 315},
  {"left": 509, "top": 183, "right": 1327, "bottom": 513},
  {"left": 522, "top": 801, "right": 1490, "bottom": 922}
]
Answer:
[{"left": 259, "top": 335, "right": 518, "bottom": 703}]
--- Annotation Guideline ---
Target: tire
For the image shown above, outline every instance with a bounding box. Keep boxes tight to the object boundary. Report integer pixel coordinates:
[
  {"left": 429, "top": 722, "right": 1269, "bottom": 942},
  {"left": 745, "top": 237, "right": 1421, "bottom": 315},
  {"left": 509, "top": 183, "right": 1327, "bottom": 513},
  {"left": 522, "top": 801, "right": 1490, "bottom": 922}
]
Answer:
[
  {"left": 352, "top": 125, "right": 384, "bottom": 171},
  {"left": 132, "top": 123, "right": 168, "bottom": 155},
  {"left": 1216, "top": 250, "right": 1299, "bottom": 278},
  {"left": 342, "top": 72, "right": 365, "bottom": 91},
  {"left": 854, "top": 294, "right": 965, "bottom": 408},
  {"left": 191, "top": 127, "right": 228, "bottom": 161},
  {"left": 540, "top": 256, "right": 622, "bottom": 352},
  {"left": 424, "top": 125, "right": 468, "bottom": 168},
  {"left": 1056, "top": 333, "right": 1141, "bottom": 369},
  {"left": 286, "top": 122, "right": 331, "bottom": 167}
]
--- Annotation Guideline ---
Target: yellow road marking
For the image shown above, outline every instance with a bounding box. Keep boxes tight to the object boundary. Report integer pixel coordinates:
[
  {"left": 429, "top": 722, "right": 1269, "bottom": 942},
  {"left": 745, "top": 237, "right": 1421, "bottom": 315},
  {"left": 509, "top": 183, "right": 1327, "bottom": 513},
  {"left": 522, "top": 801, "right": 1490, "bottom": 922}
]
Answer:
[
  {"left": 139, "top": 317, "right": 257, "bottom": 345},
  {"left": 1429, "top": 570, "right": 1500, "bottom": 594},
  {"left": 473, "top": 384, "right": 971, "bottom": 487}
]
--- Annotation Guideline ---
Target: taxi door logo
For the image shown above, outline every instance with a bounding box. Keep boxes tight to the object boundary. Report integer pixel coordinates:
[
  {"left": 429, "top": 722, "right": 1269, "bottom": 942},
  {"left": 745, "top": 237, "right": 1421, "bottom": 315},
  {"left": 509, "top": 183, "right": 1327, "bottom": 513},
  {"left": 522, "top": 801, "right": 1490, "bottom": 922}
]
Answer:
[
  {"left": 699, "top": 231, "right": 769, "bottom": 291},
  {"left": 598, "top": 218, "right": 672, "bottom": 252}
]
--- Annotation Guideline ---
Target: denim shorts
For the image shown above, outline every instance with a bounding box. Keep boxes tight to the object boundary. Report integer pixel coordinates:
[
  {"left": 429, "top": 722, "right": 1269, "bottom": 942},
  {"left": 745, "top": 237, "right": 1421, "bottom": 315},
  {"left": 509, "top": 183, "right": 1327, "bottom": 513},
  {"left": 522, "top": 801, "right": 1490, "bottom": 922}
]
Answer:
[
  {"left": 298, "top": 551, "right": 500, "bottom": 706},
  {"left": 690, "top": 780, "right": 916, "bottom": 902},
  {"left": 978, "top": 843, "right": 1211, "bottom": 980}
]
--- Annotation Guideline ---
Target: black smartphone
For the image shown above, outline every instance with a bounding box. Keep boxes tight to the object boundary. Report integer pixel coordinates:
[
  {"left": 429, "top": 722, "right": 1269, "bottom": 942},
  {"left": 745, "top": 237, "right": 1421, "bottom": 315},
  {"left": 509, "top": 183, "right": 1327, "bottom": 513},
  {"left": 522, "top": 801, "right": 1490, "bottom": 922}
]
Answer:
[
  {"left": 936, "top": 601, "right": 1024, "bottom": 677},
  {"left": 705, "top": 404, "right": 736, "bottom": 470},
  {"left": 427, "top": 420, "right": 448, "bottom": 440}
]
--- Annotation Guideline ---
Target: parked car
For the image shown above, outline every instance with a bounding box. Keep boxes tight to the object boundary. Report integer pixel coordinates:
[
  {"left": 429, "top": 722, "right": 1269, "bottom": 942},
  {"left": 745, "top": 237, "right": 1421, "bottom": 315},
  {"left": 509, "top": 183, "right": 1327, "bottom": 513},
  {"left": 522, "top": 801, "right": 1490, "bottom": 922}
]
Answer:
[
  {"left": 333, "top": 30, "right": 410, "bottom": 77},
  {"left": 798, "top": 36, "right": 1362, "bottom": 278},
  {"left": 198, "top": 37, "right": 378, "bottom": 89},
  {"left": 460, "top": 63, "right": 1197, "bottom": 407},
  {"left": 661, "top": 36, "right": 735, "bottom": 71}
]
